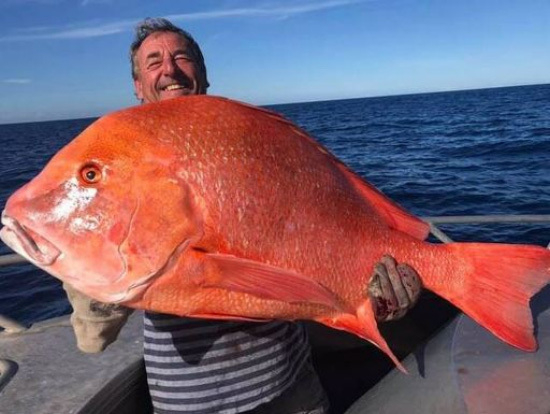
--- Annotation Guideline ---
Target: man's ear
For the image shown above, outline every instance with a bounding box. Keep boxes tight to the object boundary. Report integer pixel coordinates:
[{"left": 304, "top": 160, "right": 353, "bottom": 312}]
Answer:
[{"left": 133, "top": 79, "right": 144, "bottom": 101}]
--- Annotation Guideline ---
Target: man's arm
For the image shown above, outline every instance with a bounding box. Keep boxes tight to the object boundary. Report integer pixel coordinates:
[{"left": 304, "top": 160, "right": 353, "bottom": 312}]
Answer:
[{"left": 63, "top": 283, "right": 134, "bottom": 353}]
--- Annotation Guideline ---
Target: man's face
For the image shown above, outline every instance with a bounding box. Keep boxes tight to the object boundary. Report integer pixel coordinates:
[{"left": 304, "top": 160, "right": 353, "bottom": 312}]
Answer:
[{"left": 133, "top": 31, "right": 206, "bottom": 103}]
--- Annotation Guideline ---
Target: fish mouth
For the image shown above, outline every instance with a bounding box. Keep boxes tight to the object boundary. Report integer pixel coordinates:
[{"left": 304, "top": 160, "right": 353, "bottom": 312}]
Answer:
[{"left": 0, "top": 211, "right": 61, "bottom": 266}]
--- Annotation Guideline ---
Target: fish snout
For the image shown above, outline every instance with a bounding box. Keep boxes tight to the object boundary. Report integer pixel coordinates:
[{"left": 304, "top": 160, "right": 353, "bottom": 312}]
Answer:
[{"left": 0, "top": 211, "right": 61, "bottom": 266}]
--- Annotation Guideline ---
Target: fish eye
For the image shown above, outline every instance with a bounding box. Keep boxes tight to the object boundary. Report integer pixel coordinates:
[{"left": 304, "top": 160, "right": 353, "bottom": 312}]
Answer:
[{"left": 80, "top": 164, "right": 102, "bottom": 184}]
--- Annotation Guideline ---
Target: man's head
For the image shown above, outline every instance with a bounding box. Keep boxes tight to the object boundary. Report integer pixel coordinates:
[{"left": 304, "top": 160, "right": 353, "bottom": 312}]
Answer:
[{"left": 130, "top": 18, "right": 209, "bottom": 103}]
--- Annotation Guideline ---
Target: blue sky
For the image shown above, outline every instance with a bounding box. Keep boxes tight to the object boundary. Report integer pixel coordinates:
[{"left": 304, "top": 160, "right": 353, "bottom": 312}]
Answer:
[{"left": 1, "top": 0, "right": 549, "bottom": 124}]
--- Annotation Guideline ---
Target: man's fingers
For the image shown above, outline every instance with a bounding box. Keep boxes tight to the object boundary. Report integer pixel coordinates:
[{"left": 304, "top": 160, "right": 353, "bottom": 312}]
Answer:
[
  {"left": 374, "top": 262, "right": 399, "bottom": 307},
  {"left": 368, "top": 263, "right": 398, "bottom": 322},
  {"left": 380, "top": 255, "right": 409, "bottom": 310},
  {"left": 397, "top": 263, "right": 422, "bottom": 306}
]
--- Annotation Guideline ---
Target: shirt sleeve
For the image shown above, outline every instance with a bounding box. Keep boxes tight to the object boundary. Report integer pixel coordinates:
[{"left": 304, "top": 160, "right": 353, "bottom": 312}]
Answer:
[{"left": 62, "top": 282, "right": 134, "bottom": 353}]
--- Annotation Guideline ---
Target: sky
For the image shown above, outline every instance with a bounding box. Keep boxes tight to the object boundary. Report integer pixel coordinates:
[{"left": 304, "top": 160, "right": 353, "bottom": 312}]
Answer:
[{"left": 0, "top": 0, "right": 549, "bottom": 124}]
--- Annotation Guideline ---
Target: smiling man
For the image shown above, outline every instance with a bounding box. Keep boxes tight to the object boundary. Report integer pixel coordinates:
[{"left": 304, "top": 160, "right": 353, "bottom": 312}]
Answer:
[
  {"left": 63, "top": 17, "right": 423, "bottom": 414},
  {"left": 132, "top": 28, "right": 208, "bottom": 102}
]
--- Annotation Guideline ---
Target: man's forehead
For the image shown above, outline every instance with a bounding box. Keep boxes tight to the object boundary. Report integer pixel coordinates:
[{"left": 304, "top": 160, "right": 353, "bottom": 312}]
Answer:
[{"left": 138, "top": 32, "right": 191, "bottom": 58}]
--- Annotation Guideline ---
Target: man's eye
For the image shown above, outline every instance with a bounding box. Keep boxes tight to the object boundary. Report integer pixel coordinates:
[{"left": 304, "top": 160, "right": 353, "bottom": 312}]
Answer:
[
  {"left": 175, "top": 55, "right": 193, "bottom": 62},
  {"left": 147, "top": 61, "right": 161, "bottom": 69}
]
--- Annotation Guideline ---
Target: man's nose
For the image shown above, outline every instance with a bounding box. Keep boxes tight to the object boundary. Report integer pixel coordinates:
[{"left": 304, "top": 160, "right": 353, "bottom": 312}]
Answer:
[{"left": 161, "top": 58, "right": 178, "bottom": 76}]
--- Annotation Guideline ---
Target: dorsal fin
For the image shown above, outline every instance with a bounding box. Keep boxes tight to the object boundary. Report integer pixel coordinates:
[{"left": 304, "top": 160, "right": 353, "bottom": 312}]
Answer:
[
  {"left": 269, "top": 113, "right": 430, "bottom": 240},
  {"left": 334, "top": 162, "right": 430, "bottom": 240}
]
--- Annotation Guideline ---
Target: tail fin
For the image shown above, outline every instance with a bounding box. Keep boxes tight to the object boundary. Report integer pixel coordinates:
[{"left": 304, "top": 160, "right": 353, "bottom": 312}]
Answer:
[{"left": 439, "top": 243, "right": 550, "bottom": 351}]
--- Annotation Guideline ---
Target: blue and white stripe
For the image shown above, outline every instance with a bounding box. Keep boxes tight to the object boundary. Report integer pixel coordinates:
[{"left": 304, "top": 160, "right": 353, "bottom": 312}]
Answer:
[{"left": 144, "top": 312, "right": 310, "bottom": 414}]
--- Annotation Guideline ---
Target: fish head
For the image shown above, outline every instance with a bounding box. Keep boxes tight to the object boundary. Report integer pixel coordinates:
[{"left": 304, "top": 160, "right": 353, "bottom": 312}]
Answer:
[{"left": 0, "top": 110, "right": 201, "bottom": 303}]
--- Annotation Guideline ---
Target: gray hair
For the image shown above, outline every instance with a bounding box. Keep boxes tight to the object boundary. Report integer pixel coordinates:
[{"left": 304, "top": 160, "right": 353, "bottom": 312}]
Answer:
[{"left": 129, "top": 17, "right": 209, "bottom": 89}]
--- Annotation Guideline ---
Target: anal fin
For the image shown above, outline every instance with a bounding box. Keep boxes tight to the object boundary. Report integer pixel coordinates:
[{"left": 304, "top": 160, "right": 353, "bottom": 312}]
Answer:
[{"left": 316, "top": 301, "right": 406, "bottom": 373}]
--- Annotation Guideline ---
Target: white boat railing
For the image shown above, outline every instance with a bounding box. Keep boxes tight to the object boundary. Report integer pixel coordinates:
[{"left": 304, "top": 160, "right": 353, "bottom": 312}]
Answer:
[
  {"left": 423, "top": 214, "right": 550, "bottom": 245},
  {"left": 0, "top": 253, "right": 27, "bottom": 267}
]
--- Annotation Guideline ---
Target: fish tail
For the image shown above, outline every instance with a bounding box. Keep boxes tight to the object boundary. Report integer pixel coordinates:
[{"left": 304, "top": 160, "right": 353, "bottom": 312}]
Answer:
[{"left": 434, "top": 243, "right": 550, "bottom": 351}]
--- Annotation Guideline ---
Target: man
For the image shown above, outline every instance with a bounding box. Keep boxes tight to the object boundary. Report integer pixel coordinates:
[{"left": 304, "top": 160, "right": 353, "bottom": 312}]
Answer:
[{"left": 64, "top": 17, "right": 422, "bottom": 414}]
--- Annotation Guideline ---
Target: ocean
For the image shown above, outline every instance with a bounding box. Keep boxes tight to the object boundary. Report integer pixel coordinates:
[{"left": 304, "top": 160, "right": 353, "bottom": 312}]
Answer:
[{"left": 0, "top": 84, "right": 549, "bottom": 327}]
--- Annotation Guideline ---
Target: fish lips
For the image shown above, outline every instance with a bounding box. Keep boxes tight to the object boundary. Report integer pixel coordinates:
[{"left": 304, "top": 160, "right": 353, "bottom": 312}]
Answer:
[{"left": 0, "top": 211, "right": 61, "bottom": 266}]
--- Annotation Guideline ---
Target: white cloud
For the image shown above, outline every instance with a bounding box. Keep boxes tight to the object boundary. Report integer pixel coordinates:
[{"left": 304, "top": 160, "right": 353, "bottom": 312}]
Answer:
[
  {"left": 3, "top": 79, "right": 31, "bottom": 84},
  {"left": 1, "top": 19, "right": 134, "bottom": 41},
  {"left": 0, "top": 0, "right": 365, "bottom": 41},
  {"left": 166, "top": 0, "right": 365, "bottom": 21}
]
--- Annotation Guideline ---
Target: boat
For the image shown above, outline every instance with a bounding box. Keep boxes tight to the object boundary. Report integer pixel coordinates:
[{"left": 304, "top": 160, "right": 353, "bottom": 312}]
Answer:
[{"left": 1, "top": 214, "right": 549, "bottom": 414}]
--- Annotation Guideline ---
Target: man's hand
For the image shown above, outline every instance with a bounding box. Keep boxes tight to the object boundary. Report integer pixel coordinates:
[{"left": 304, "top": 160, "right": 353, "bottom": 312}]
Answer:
[
  {"left": 367, "top": 255, "right": 422, "bottom": 322},
  {"left": 63, "top": 283, "right": 134, "bottom": 353}
]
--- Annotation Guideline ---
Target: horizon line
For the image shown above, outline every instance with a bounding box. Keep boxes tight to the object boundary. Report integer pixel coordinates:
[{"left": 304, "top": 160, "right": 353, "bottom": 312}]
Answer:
[{"left": 1, "top": 82, "right": 547, "bottom": 126}]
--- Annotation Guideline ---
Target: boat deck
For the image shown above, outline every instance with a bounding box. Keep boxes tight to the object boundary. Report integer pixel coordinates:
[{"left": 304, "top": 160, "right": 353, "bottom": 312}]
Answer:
[{"left": 0, "top": 312, "right": 145, "bottom": 414}]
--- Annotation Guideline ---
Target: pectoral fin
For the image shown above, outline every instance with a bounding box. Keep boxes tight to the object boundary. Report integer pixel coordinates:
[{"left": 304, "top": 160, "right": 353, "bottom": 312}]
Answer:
[{"left": 202, "top": 253, "right": 346, "bottom": 311}]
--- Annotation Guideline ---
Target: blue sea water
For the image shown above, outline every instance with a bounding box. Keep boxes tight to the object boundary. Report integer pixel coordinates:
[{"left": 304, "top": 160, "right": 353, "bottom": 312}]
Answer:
[{"left": 0, "top": 84, "right": 549, "bottom": 327}]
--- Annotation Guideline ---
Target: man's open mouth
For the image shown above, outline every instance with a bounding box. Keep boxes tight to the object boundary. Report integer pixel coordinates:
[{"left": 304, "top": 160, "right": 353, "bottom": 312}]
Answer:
[
  {"left": 162, "top": 83, "right": 188, "bottom": 91},
  {"left": 0, "top": 211, "right": 60, "bottom": 266}
]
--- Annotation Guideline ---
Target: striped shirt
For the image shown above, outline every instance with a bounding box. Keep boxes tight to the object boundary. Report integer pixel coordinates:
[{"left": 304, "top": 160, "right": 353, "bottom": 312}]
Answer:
[{"left": 143, "top": 312, "right": 311, "bottom": 414}]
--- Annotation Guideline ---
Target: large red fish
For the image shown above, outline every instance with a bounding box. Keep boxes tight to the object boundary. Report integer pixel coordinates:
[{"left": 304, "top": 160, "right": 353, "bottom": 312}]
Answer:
[{"left": 1, "top": 96, "right": 549, "bottom": 370}]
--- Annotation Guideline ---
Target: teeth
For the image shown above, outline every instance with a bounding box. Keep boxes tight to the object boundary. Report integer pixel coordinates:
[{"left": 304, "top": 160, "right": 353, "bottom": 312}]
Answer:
[{"left": 165, "top": 84, "right": 184, "bottom": 91}]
